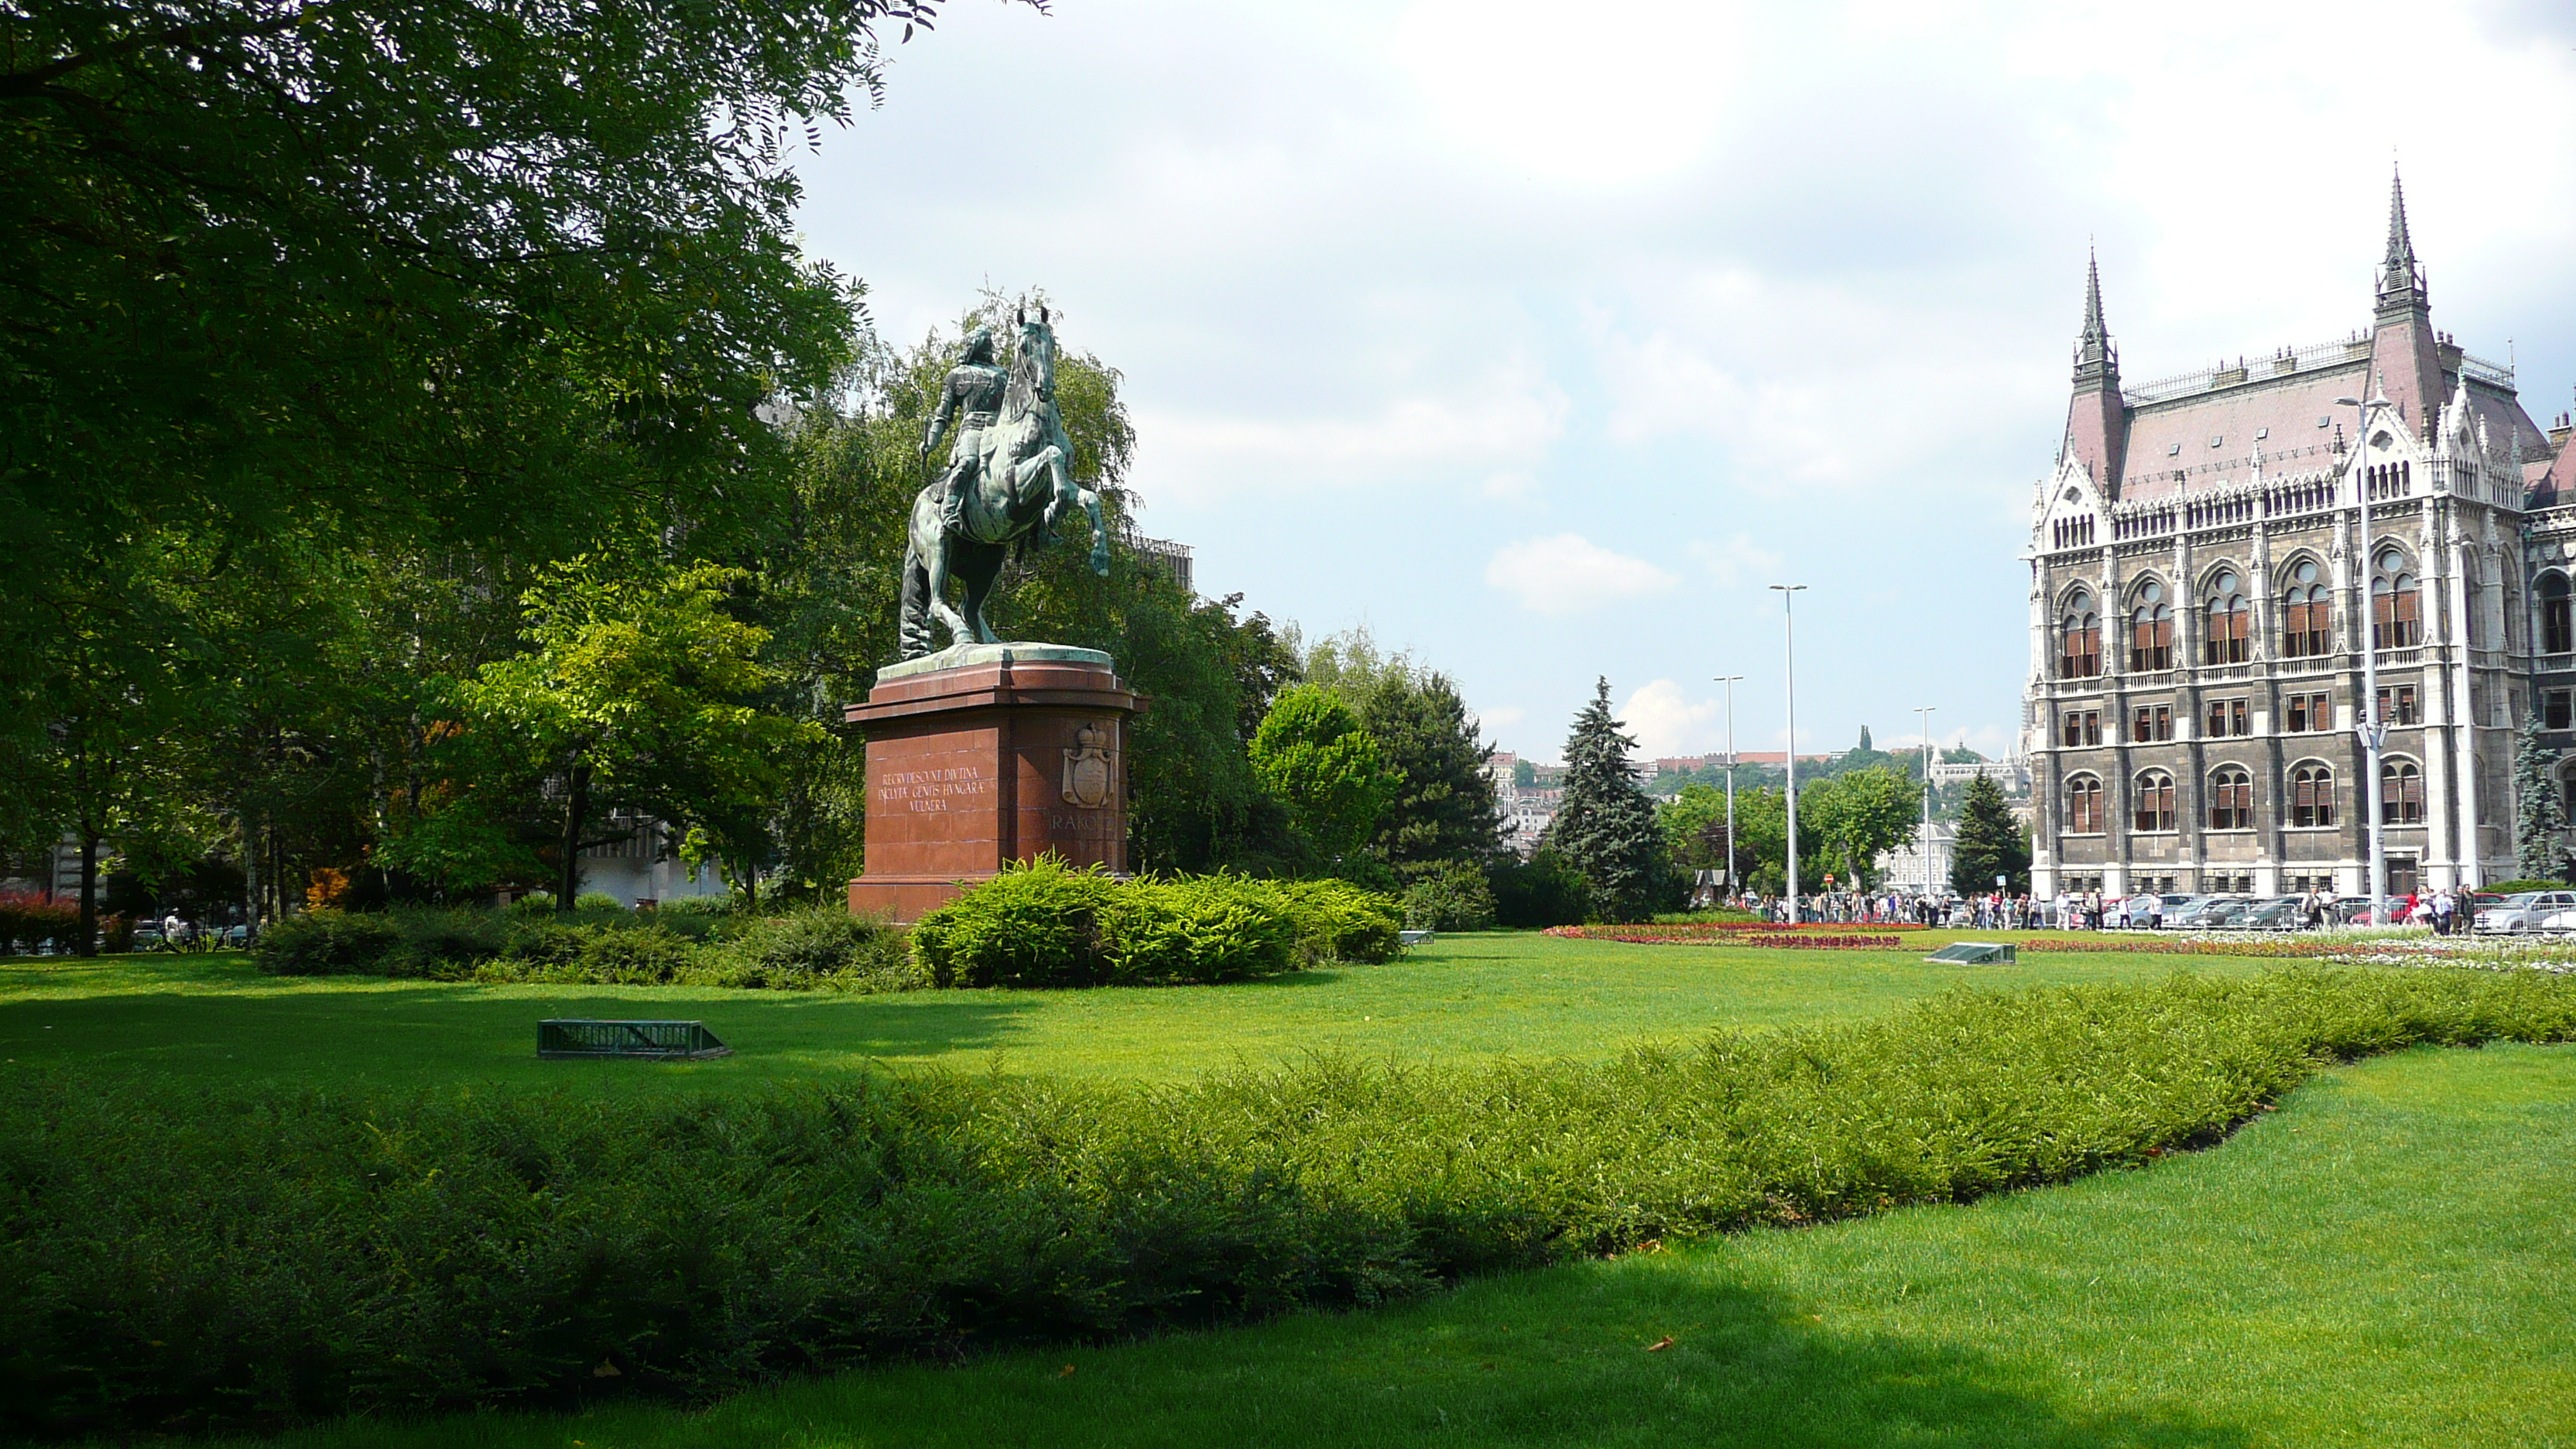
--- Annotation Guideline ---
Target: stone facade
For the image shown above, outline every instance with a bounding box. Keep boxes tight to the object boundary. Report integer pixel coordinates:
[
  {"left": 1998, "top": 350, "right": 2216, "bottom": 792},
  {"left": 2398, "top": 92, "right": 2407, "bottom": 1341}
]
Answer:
[{"left": 2026, "top": 178, "right": 2576, "bottom": 899}]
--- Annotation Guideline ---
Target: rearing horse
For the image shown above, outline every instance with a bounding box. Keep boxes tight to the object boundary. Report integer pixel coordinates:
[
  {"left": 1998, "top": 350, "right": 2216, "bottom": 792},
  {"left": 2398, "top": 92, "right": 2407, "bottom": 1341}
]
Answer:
[{"left": 899, "top": 310, "right": 1109, "bottom": 658}]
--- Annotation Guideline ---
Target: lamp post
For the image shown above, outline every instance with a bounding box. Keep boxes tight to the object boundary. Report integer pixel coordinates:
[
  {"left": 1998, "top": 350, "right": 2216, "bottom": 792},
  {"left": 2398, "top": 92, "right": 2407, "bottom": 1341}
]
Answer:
[
  {"left": 1770, "top": 585, "right": 1808, "bottom": 920},
  {"left": 1916, "top": 705, "right": 1938, "bottom": 904},
  {"left": 2338, "top": 386, "right": 2389, "bottom": 925},
  {"left": 1716, "top": 675, "right": 1743, "bottom": 905}
]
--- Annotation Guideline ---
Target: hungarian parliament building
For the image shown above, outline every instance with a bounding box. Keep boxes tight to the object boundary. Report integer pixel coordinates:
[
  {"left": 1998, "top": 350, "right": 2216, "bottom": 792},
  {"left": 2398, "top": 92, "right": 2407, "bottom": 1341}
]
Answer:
[{"left": 2026, "top": 177, "right": 2576, "bottom": 899}]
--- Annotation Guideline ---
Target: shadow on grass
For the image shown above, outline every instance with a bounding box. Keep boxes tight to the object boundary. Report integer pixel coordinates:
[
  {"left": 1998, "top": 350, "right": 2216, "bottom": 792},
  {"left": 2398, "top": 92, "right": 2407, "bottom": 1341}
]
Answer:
[
  {"left": 255, "top": 1255, "right": 2247, "bottom": 1449},
  {"left": 0, "top": 982, "right": 1040, "bottom": 1091}
]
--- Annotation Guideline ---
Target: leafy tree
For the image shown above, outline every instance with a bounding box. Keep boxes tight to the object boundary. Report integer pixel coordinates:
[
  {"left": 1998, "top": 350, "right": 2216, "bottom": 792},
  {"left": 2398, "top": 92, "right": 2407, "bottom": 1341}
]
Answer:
[
  {"left": 402, "top": 558, "right": 822, "bottom": 911},
  {"left": 1657, "top": 783, "right": 1731, "bottom": 875},
  {"left": 1513, "top": 759, "right": 1536, "bottom": 789},
  {"left": 1363, "top": 671, "right": 1501, "bottom": 871},
  {"left": 1249, "top": 686, "right": 1397, "bottom": 875},
  {"left": 1293, "top": 629, "right": 1500, "bottom": 875},
  {"left": 1948, "top": 774, "right": 2031, "bottom": 896},
  {"left": 1800, "top": 766, "right": 1921, "bottom": 889},
  {"left": 2514, "top": 714, "right": 2567, "bottom": 882},
  {"left": 1545, "top": 679, "right": 1666, "bottom": 922}
]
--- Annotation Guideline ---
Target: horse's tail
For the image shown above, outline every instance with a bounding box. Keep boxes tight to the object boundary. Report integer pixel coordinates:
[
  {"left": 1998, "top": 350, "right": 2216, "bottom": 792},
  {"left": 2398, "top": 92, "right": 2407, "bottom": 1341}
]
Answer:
[{"left": 899, "top": 533, "right": 935, "bottom": 659}]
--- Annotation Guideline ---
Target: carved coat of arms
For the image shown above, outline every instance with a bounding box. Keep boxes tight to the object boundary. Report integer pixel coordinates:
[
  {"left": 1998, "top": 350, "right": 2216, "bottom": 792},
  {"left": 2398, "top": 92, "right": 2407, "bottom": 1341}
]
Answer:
[{"left": 1061, "top": 721, "right": 1114, "bottom": 808}]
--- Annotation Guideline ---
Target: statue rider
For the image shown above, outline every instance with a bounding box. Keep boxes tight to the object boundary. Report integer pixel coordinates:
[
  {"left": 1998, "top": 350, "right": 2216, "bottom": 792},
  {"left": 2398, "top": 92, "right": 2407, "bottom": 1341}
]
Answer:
[{"left": 922, "top": 326, "right": 1009, "bottom": 533}]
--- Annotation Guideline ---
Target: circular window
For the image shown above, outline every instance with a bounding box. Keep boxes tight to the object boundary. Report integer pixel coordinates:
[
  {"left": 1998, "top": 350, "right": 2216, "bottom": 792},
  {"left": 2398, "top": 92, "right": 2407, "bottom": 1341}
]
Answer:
[
  {"left": 2295, "top": 560, "right": 2319, "bottom": 584},
  {"left": 2140, "top": 581, "right": 2163, "bottom": 605},
  {"left": 2379, "top": 550, "right": 2404, "bottom": 574},
  {"left": 2215, "top": 571, "right": 2239, "bottom": 595}
]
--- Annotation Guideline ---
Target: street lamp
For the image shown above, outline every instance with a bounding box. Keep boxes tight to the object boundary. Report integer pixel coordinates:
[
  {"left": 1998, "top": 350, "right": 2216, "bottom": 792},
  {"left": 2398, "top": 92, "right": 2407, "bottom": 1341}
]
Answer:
[
  {"left": 1770, "top": 585, "right": 1807, "bottom": 920},
  {"left": 1715, "top": 675, "right": 1743, "bottom": 904},
  {"left": 1916, "top": 705, "right": 1938, "bottom": 904},
  {"left": 2337, "top": 386, "right": 2389, "bottom": 925}
]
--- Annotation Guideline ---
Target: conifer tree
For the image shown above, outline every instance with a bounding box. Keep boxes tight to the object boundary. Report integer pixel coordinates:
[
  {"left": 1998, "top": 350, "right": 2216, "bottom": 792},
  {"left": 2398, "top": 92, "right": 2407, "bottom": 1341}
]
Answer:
[
  {"left": 2513, "top": 714, "right": 2567, "bottom": 882},
  {"left": 1947, "top": 773, "right": 2031, "bottom": 896},
  {"left": 1544, "top": 678, "right": 1665, "bottom": 921}
]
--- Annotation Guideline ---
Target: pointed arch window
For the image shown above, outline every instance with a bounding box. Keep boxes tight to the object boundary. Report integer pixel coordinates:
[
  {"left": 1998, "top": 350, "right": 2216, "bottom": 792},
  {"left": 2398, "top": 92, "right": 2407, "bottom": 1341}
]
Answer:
[
  {"left": 2208, "top": 767, "right": 2252, "bottom": 831},
  {"left": 2372, "top": 548, "right": 2421, "bottom": 649},
  {"left": 2129, "top": 581, "right": 2174, "bottom": 671},
  {"left": 2380, "top": 760, "right": 2424, "bottom": 825},
  {"left": 2065, "top": 774, "right": 2105, "bottom": 834},
  {"left": 2290, "top": 764, "right": 2337, "bottom": 828},
  {"left": 2059, "top": 591, "right": 2101, "bottom": 679},
  {"left": 2543, "top": 573, "right": 2571, "bottom": 656},
  {"left": 2281, "top": 560, "right": 2332, "bottom": 657},
  {"left": 2132, "top": 770, "right": 2175, "bottom": 832},
  {"left": 2203, "top": 570, "right": 2250, "bottom": 664}
]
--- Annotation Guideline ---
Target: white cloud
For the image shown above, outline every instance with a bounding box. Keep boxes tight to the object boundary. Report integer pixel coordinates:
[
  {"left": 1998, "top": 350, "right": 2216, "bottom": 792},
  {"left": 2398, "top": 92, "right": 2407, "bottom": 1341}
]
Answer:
[
  {"left": 1393, "top": 0, "right": 1743, "bottom": 187},
  {"left": 1485, "top": 534, "right": 1677, "bottom": 615},
  {"left": 1136, "top": 350, "right": 1569, "bottom": 503},
  {"left": 1619, "top": 680, "right": 1723, "bottom": 758},
  {"left": 1476, "top": 704, "right": 1526, "bottom": 734},
  {"left": 1688, "top": 533, "right": 1786, "bottom": 589}
]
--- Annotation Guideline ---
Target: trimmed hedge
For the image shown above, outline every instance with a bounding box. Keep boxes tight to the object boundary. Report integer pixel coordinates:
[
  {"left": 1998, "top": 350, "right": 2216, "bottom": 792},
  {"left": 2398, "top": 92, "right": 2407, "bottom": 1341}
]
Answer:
[
  {"left": 910, "top": 859, "right": 1405, "bottom": 988},
  {"left": 252, "top": 906, "right": 919, "bottom": 992},
  {"left": 5, "top": 967, "right": 2575, "bottom": 1437}
]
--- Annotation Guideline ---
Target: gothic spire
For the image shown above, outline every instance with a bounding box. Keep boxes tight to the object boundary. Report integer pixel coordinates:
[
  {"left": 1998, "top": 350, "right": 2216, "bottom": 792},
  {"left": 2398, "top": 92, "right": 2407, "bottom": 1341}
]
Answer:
[
  {"left": 2072, "top": 246, "right": 2118, "bottom": 389},
  {"left": 2377, "top": 166, "right": 2427, "bottom": 313}
]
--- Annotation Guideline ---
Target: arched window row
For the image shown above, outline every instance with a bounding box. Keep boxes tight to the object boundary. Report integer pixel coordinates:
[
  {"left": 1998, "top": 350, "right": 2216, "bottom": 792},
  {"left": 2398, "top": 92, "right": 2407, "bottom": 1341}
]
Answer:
[
  {"left": 2059, "top": 589, "right": 2101, "bottom": 679},
  {"left": 2065, "top": 774, "right": 2105, "bottom": 834},
  {"left": 2132, "top": 770, "right": 2175, "bottom": 832},
  {"left": 2208, "top": 767, "right": 2252, "bottom": 831},
  {"left": 2372, "top": 546, "right": 2421, "bottom": 649},
  {"left": 2281, "top": 557, "right": 2333, "bottom": 658},
  {"left": 2290, "top": 764, "right": 2337, "bottom": 828},
  {"left": 2204, "top": 567, "right": 2250, "bottom": 664},
  {"left": 2381, "top": 759, "right": 2424, "bottom": 825},
  {"left": 2130, "top": 581, "right": 2174, "bottom": 671}
]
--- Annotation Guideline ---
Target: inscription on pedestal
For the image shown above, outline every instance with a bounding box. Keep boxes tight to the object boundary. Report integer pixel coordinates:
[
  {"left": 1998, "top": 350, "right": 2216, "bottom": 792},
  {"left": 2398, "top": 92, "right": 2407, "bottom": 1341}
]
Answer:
[{"left": 880, "top": 764, "right": 993, "bottom": 814}]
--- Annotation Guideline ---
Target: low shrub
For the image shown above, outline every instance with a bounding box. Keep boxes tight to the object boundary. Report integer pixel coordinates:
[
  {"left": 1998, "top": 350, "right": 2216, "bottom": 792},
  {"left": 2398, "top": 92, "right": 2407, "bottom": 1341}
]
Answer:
[
  {"left": 1489, "top": 847, "right": 1590, "bottom": 927},
  {"left": 1402, "top": 860, "right": 1498, "bottom": 932},
  {"left": 912, "top": 862, "right": 1405, "bottom": 987},
  {"left": 1274, "top": 878, "right": 1405, "bottom": 964},
  {"left": 1102, "top": 875, "right": 1302, "bottom": 984},
  {"left": 2482, "top": 879, "right": 2571, "bottom": 895},
  {"left": 911, "top": 856, "right": 1119, "bottom": 987},
  {"left": 9, "top": 966, "right": 2575, "bottom": 1438},
  {"left": 707, "top": 909, "right": 922, "bottom": 992},
  {"left": 0, "top": 891, "right": 81, "bottom": 955},
  {"left": 252, "top": 910, "right": 404, "bottom": 976},
  {"left": 251, "top": 906, "right": 916, "bottom": 993}
]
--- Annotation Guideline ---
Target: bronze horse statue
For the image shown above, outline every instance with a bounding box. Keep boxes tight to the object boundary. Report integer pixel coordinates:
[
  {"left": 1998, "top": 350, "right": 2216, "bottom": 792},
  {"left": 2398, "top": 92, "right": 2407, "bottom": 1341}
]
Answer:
[{"left": 899, "top": 310, "right": 1109, "bottom": 659}]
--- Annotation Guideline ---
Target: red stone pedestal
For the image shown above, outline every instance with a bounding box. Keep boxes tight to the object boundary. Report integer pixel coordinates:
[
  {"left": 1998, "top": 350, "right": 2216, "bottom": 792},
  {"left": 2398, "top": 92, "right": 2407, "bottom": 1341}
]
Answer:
[{"left": 844, "top": 648, "right": 1145, "bottom": 923}]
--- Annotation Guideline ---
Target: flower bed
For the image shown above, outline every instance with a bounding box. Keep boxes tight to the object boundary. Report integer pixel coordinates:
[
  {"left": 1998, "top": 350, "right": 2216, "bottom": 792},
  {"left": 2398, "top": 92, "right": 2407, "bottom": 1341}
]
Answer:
[
  {"left": 1552, "top": 921, "right": 1921, "bottom": 940},
  {"left": 1547, "top": 926, "right": 1902, "bottom": 949}
]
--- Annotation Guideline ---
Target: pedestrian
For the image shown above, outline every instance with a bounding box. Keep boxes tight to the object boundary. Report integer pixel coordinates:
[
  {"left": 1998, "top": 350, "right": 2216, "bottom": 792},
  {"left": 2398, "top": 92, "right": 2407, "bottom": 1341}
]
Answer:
[{"left": 2147, "top": 892, "right": 2166, "bottom": 930}]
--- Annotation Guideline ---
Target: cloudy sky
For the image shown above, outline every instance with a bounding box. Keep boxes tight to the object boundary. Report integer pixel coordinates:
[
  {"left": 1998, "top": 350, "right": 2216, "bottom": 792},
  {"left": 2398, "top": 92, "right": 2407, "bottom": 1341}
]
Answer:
[{"left": 795, "top": 0, "right": 2576, "bottom": 763}]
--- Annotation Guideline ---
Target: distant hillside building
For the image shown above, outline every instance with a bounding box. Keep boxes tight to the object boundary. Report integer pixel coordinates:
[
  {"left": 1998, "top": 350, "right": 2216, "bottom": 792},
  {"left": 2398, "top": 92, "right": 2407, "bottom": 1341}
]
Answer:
[{"left": 2026, "top": 176, "right": 2575, "bottom": 899}]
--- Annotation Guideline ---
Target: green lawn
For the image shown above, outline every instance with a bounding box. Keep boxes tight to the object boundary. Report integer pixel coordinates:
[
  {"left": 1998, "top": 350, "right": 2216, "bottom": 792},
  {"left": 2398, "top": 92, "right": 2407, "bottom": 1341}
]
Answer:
[
  {"left": 206, "top": 1040, "right": 2576, "bottom": 1448},
  {"left": 0, "top": 932, "right": 2274, "bottom": 1091}
]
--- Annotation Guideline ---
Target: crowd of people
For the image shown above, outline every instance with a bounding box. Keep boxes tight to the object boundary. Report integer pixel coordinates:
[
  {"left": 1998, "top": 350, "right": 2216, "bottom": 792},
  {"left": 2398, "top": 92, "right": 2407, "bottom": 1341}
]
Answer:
[{"left": 1736, "top": 885, "right": 2469, "bottom": 932}]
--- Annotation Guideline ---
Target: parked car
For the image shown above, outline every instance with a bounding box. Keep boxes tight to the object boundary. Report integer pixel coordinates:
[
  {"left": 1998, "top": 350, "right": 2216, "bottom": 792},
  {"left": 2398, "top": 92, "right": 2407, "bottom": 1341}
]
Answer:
[
  {"left": 2324, "top": 897, "right": 2381, "bottom": 927},
  {"left": 2166, "top": 896, "right": 2241, "bottom": 930},
  {"left": 2473, "top": 890, "right": 2576, "bottom": 934},
  {"left": 2239, "top": 896, "right": 2309, "bottom": 931}
]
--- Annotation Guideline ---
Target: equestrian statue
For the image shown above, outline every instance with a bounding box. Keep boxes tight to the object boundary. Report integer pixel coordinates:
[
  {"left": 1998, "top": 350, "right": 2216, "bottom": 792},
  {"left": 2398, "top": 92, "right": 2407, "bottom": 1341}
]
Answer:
[{"left": 899, "top": 307, "right": 1111, "bottom": 659}]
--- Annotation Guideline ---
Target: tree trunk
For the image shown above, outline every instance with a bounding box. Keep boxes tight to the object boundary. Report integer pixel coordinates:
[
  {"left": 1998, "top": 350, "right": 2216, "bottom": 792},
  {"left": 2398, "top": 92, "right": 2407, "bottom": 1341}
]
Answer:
[
  {"left": 557, "top": 761, "right": 590, "bottom": 913},
  {"left": 76, "top": 828, "right": 99, "bottom": 957},
  {"left": 242, "top": 812, "right": 261, "bottom": 940}
]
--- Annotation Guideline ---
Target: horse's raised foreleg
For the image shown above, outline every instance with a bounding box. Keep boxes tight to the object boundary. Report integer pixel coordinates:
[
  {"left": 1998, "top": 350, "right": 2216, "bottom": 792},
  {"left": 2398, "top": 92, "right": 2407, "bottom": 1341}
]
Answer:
[{"left": 1046, "top": 451, "right": 1109, "bottom": 577}]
